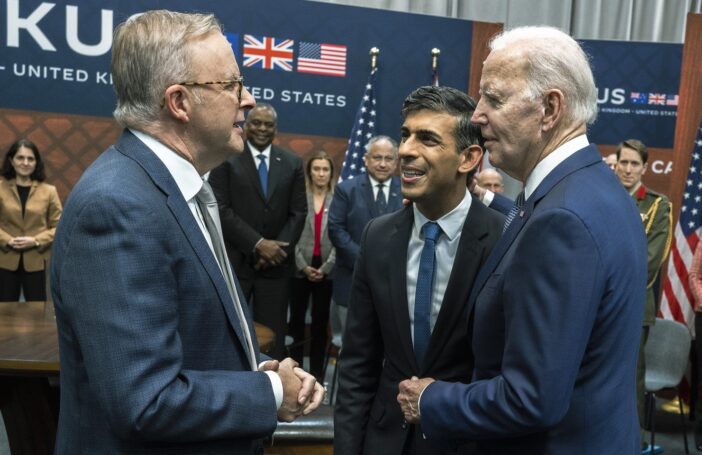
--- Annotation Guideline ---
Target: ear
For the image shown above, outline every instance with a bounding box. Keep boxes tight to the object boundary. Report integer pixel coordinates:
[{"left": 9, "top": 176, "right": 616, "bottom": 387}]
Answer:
[
  {"left": 163, "top": 85, "right": 192, "bottom": 123},
  {"left": 541, "top": 89, "right": 565, "bottom": 132},
  {"left": 458, "top": 144, "right": 484, "bottom": 174}
]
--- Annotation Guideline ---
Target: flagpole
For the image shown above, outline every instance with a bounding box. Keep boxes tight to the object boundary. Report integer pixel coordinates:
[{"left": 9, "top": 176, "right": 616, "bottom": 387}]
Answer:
[
  {"left": 431, "top": 48, "right": 440, "bottom": 86},
  {"left": 370, "top": 47, "right": 379, "bottom": 71}
]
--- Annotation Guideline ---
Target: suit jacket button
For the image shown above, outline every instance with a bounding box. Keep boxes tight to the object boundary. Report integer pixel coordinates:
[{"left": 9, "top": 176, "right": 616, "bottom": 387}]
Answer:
[{"left": 401, "top": 421, "right": 407, "bottom": 430}]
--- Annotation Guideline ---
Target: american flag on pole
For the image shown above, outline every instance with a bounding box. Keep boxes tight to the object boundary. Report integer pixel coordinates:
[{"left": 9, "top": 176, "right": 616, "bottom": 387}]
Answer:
[
  {"left": 659, "top": 122, "right": 702, "bottom": 330},
  {"left": 432, "top": 67, "right": 439, "bottom": 87},
  {"left": 243, "top": 35, "right": 294, "bottom": 71},
  {"left": 339, "top": 68, "right": 377, "bottom": 181},
  {"left": 297, "top": 42, "right": 347, "bottom": 77}
]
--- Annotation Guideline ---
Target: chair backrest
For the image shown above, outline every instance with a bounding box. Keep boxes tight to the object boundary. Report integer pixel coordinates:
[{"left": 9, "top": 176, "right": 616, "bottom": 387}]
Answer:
[{"left": 644, "top": 318, "right": 692, "bottom": 392}]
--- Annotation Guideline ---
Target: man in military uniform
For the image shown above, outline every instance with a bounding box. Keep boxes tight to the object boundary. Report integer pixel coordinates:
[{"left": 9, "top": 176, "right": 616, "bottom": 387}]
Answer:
[{"left": 615, "top": 138, "right": 672, "bottom": 454}]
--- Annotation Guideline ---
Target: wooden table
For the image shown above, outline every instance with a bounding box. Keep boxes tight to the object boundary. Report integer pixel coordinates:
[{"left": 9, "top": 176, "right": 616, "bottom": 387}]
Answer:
[{"left": 0, "top": 301, "right": 276, "bottom": 454}]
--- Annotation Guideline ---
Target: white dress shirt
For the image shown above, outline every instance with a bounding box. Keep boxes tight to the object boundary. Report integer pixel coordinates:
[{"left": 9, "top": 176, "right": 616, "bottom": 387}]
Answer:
[
  {"left": 130, "top": 129, "right": 283, "bottom": 409},
  {"left": 406, "top": 190, "right": 472, "bottom": 341}
]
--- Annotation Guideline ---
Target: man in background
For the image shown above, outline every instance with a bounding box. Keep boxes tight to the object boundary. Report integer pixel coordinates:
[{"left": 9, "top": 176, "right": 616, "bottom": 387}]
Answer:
[
  {"left": 328, "top": 135, "right": 403, "bottom": 332},
  {"left": 476, "top": 168, "right": 505, "bottom": 193},
  {"left": 210, "top": 103, "right": 307, "bottom": 359},
  {"left": 399, "top": 26, "right": 646, "bottom": 454},
  {"left": 51, "top": 11, "right": 322, "bottom": 453},
  {"left": 615, "top": 138, "right": 672, "bottom": 453}
]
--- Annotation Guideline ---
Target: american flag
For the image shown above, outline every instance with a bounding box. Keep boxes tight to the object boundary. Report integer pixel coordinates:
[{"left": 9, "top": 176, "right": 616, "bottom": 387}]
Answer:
[
  {"left": 631, "top": 92, "right": 648, "bottom": 104},
  {"left": 243, "top": 35, "right": 294, "bottom": 71},
  {"left": 297, "top": 42, "right": 347, "bottom": 77},
  {"left": 660, "top": 123, "right": 702, "bottom": 331},
  {"left": 648, "top": 93, "right": 666, "bottom": 105},
  {"left": 339, "top": 68, "right": 377, "bottom": 181},
  {"left": 667, "top": 94, "right": 680, "bottom": 107}
]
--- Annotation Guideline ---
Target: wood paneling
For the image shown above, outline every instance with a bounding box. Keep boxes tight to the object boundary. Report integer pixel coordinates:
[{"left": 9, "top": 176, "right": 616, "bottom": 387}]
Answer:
[{"left": 468, "top": 21, "right": 503, "bottom": 100}]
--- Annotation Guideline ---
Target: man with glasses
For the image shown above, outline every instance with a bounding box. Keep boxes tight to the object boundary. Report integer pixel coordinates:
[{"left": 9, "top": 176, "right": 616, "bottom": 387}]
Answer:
[
  {"left": 51, "top": 10, "right": 322, "bottom": 454},
  {"left": 209, "top": 103, "right": 307, "bottom": 360},
  {"left": 328, "top": 135, "right": 403, "bottom": 334}
]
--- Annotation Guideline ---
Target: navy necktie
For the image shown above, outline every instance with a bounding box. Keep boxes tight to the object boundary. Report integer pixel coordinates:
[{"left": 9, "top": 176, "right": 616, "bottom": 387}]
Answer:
[
  {"left": 414, "top": 221, "right": 441, "bottom": 366},
  {"left": 257, "top": 153, "right": 268, "bottom": 197},
  {"left": 376, "top": 182, "right": 387, "bottom": 214},
  {"left": 503, "top": 190, "right": 525, "bottom": 233}
]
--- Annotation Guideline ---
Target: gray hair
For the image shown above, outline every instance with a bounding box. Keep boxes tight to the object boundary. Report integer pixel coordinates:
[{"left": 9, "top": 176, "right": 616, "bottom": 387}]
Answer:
[
  {"left": 366, "top": 135, "right": 398, "bottom": 158},
  {"left": 111, "top": 10, "right": 222, "bottom": 128},
  {"left": 490, "top": 26, "right": 598, "bottom": 125}
]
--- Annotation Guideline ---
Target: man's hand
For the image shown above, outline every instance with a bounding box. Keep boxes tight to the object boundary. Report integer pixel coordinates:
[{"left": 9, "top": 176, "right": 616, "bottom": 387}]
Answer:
[
  {"left": 276, "top": 358, "right": 304, "bottom": 422},
  {"left": 470, "top": 177, "right": 487, "bottom": 200},
  {"left": 256, "top": 239, "right": 289, "bottom": 266},
  {"left": 397, "top": 376, "right": 435, "bottom": 424},
  {"left": 293, "top": 366, "right": 325, "bottom": 415}
]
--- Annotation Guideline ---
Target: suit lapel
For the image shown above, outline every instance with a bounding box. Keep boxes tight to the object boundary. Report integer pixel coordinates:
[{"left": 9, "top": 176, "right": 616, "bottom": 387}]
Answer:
[
  {"left": 388, "top": 177, "right": 403, "bottom": 211},
  {"left": 387, "top": 207, "right": 419, "bottom": 370},
  {"left": 422, "top": 200, "right": 488, "bottom": 373},
  {"left": 266, "top": 146, "right": 283, "bottom": 200},
  {"left": 467, "top": 144, "right": 603, "bottom": 311},
  {"left": 115, "top": 131, "right": 254, "bottom": 356},
  {"left": 361, "top": 175, "right": 379, "bottom": 218}
]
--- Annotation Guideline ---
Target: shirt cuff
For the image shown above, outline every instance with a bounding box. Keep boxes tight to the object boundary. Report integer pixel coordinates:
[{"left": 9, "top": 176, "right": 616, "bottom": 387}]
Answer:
[
  {"left": 481, "top": 189, "right": 495, "bottom": 207},
  {"left": 253, "top": 237, "right": 264, "bottom": 253},
  {"left": 263, "top": 370, "right": 283, "bottom": 410}
]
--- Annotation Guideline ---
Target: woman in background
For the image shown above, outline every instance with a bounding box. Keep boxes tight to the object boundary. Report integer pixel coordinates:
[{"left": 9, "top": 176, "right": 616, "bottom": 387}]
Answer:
[
  {"left": 288, "top": 151, "right": 336, "bottom": 380},
  {"left": 0, "top": 139, "right": 62, "bottom": 301}
]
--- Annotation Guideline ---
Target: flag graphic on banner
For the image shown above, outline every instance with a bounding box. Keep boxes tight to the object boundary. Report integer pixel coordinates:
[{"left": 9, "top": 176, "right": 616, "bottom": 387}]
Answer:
[
  {"left": 297, "top": 42, "right": 347, "bottom": 77},
  {"left": 660, "top": 122, "right": 702, "bottom": 331},
  {"left": 648, "top": 93, "right": 666, "bottom": 105},
  {"left": 339, "top": 68, "right": 377, "bottom": 181},
  {"left": 630, "top": 92, "right": 648, "bottom": 104},
  {"left": 243, "top": 35, "right": 294, "bottom": 71},
  {"left": 667, "top": 95, "right": 680, "bottom": 107}
]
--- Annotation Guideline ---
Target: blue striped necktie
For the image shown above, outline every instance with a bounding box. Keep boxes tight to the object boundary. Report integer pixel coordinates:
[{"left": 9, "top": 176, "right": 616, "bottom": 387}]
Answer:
[
  {"left": 503, "top": 190, "right": 525, "bottom": 233},
  {"left": 414, "top": 221, "right": 441, "bottom": 366}
]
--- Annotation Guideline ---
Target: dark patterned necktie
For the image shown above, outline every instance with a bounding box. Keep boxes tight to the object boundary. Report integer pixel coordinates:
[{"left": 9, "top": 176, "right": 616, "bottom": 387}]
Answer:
[
  {"left": 376, "top": 182, "right": 387, "bottom": 214},
  {"left": 503, "top": 190, "right": 525, "bottom": 233},
  {"left": 414, "top": 221, "right": 441, "bottom": 366}
]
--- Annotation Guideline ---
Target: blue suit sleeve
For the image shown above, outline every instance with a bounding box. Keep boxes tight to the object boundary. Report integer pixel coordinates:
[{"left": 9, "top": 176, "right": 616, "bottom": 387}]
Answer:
[
  {"left": 328, "top": 184, "right": 360, "bottom": 268},
  {"left": 420, "top": 209, "right": 603, "bottom": 439}
]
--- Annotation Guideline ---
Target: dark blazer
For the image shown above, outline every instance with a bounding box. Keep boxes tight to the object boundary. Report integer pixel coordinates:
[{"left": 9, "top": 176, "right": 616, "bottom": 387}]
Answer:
[
  {"left": 420, "top": 145, "right": 647, "bottom": 454},
  {"left": 51, "top": 130, "right": 277, "bottom": 454},
  {"left": 209, "top": 143, "right": 307, "bottom": 280},
  {"left": 334, "top": 199, "right": 504, "bottom": 455},
  {"left": 328, "top": 174, "right": 402, "bottom": 307}
]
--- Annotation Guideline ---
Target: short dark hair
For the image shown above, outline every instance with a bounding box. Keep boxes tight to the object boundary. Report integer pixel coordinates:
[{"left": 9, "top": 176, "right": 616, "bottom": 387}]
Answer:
[
  {"left": 305, "top": 151, "right": 335, "bottom": 192},
  {"left": 401, "top": 85, "right": 484, "bottom": 153},
  {"left": 616, "top": 139, "right": 648, "bottom": 164},
  {"left": 2, "top": 139, "right": 46, "bottom": 181}
]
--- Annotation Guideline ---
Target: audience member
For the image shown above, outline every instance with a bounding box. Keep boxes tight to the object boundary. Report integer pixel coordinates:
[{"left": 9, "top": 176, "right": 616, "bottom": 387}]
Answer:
[
  {"left": 210, "top": 103, "right": 307, "bottom": 359},
  {"left": 476, "top": 168, "right": 504, "bottom": 193},
  {"left": 689, "top": 241, "right": 702, "bottom": 451},
  {"left": 398, "top": 26, "right": 647, "bottom": 454},
  {"left": 50, "top": 11, "right": 322, "bottom": 453},
  {"left": 0, "top": 139, "right": 62, "bottom": 301},
  {"left": 605, "top": 152, "right": 618, "bottom": 170},
  {"left": 328, "top": 136, "right": 403, "bottom": 333},
  {"left": 615, "top": 138, "right": 672, "bottom": 452},
  {"left": 288, "top": 151, "right": 336, "bottom": 380},
  {"left": 335, "top": 86, "right": 503, "bottom": 455}
]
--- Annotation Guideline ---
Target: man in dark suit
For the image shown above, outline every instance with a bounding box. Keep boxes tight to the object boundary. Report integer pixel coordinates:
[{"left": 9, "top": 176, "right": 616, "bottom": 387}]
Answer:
[
  {"left": 334, "top": 86, "right": 504, "bottom": 455},
  {"left": 399, "top": 26, "right": 647, "bottom": 454},
  {"left": 50, "top": 11, "right": 322, "bottom": 454},
  {"left": 328, "top": 135, "right": 403, "bottom": 332},
  {"left": 209, "top": 103, "right": 307, "bottom": 359}
]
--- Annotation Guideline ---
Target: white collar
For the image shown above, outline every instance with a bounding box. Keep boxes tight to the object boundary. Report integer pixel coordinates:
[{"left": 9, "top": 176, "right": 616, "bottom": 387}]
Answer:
[{"left": 412, "top": 190, "right": 472, "bottom": 242}]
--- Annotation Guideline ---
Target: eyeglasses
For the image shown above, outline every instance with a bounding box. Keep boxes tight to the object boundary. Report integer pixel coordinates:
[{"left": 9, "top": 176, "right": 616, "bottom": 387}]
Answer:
[{"left": 178, "top": 75, "right": 245, "bottom": 100}]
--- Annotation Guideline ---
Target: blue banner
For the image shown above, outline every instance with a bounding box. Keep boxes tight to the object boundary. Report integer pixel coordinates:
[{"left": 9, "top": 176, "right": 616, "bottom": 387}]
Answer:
[
  {"left": 1, "top": 0, "right": 473, "bottom": 139},
  {"left": 583, "top": 39, "right": 682, "bottom": 148}
]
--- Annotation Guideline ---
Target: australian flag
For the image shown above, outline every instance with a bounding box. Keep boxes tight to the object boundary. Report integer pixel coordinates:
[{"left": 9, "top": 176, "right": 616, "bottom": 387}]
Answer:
[
  {"left": 339, "top": 68, "right": 377, "bottom": 181},
  {"left": 630, "top": 92, "right": 648, "bottom": 104}
]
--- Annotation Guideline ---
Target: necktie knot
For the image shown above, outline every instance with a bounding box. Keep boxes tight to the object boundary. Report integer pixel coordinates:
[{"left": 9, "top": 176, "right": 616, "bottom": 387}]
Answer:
[
  {"left": 196, "top": 181, "right": 217, "bottom": 206},
  {"left": 422, "top": 221, "right": 441, "bottom": 243},
  {"left": 257, "top": 153, "right": 267, "bottom": 163}
]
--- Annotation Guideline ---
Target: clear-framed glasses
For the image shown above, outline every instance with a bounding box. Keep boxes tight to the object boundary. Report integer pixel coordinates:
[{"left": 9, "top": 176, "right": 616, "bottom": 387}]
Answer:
[{"left": 179, "top": 75, "right": 245, "bottom": 100}]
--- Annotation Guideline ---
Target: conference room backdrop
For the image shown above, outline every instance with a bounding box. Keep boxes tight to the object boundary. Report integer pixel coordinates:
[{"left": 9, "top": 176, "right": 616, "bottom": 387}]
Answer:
[{"left": 0, "top": 0, "right": 682, "bottom": 198}]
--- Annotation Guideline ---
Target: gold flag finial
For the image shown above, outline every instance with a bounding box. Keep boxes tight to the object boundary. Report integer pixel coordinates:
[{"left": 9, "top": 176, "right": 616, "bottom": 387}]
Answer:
[
  {"left": 431, "top": 48, "right": 441, "bottom": 71},
  {"left": 370, "top": 47, "right": 380, "bottom": 70}
]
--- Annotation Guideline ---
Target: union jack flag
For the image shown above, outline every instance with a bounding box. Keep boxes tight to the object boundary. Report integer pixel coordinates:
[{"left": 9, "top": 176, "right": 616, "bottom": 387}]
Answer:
[
  {"left": 660, "top": 123, "right": 702, "bottom": 331},
  {"left": 339, "top": 68, "right": 377, "bottom": 181},
  {"left": 648, "top": 93, "right": 666, "bottom": 105},
  {"left": 243, "top": 35, "right": 294, "bottom": 71}
]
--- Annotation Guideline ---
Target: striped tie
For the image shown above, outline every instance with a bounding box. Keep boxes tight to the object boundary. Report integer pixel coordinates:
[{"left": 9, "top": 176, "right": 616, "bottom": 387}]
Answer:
[{"left": 503, "top": 190, "right": 525, "bottom": 233}]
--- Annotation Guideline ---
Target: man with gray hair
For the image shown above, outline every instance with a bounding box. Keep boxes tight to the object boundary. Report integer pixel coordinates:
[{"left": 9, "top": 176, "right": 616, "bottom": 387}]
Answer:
[
  {"left": 51, "top": 10, "right": 322, "bottom": 454},
  {"left": 398, "top": 26, "right": 646, "bottom": 453}
]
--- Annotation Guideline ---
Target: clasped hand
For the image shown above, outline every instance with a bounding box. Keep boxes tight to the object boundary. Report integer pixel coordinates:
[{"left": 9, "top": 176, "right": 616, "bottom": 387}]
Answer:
[
  {"left": 8, "top": 236, "right": 37, "bottom": 250},
  {"left": 254, "top": 239, "right": 289, "bottom": 270},
  {"left": 397, "top": 376, "right": 435, "bottom": 424},
  {"left": 260, "top": 358, "right": 325, "bottom": 422}
]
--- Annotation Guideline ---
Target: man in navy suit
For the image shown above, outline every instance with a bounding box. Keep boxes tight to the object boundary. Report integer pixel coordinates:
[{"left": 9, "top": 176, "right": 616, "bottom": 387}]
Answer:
[
  {"left": 398, "top": 26, "right": 647, "bottom": 454},
  {"left": 51, "top": 10, "right": 322, "bottom": 454},
  {"left": 335, "top": 86, "right": 503, "bottom": 455},
  {"left": 328, "top": 135, "right": 403, "bottom": 332}
]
